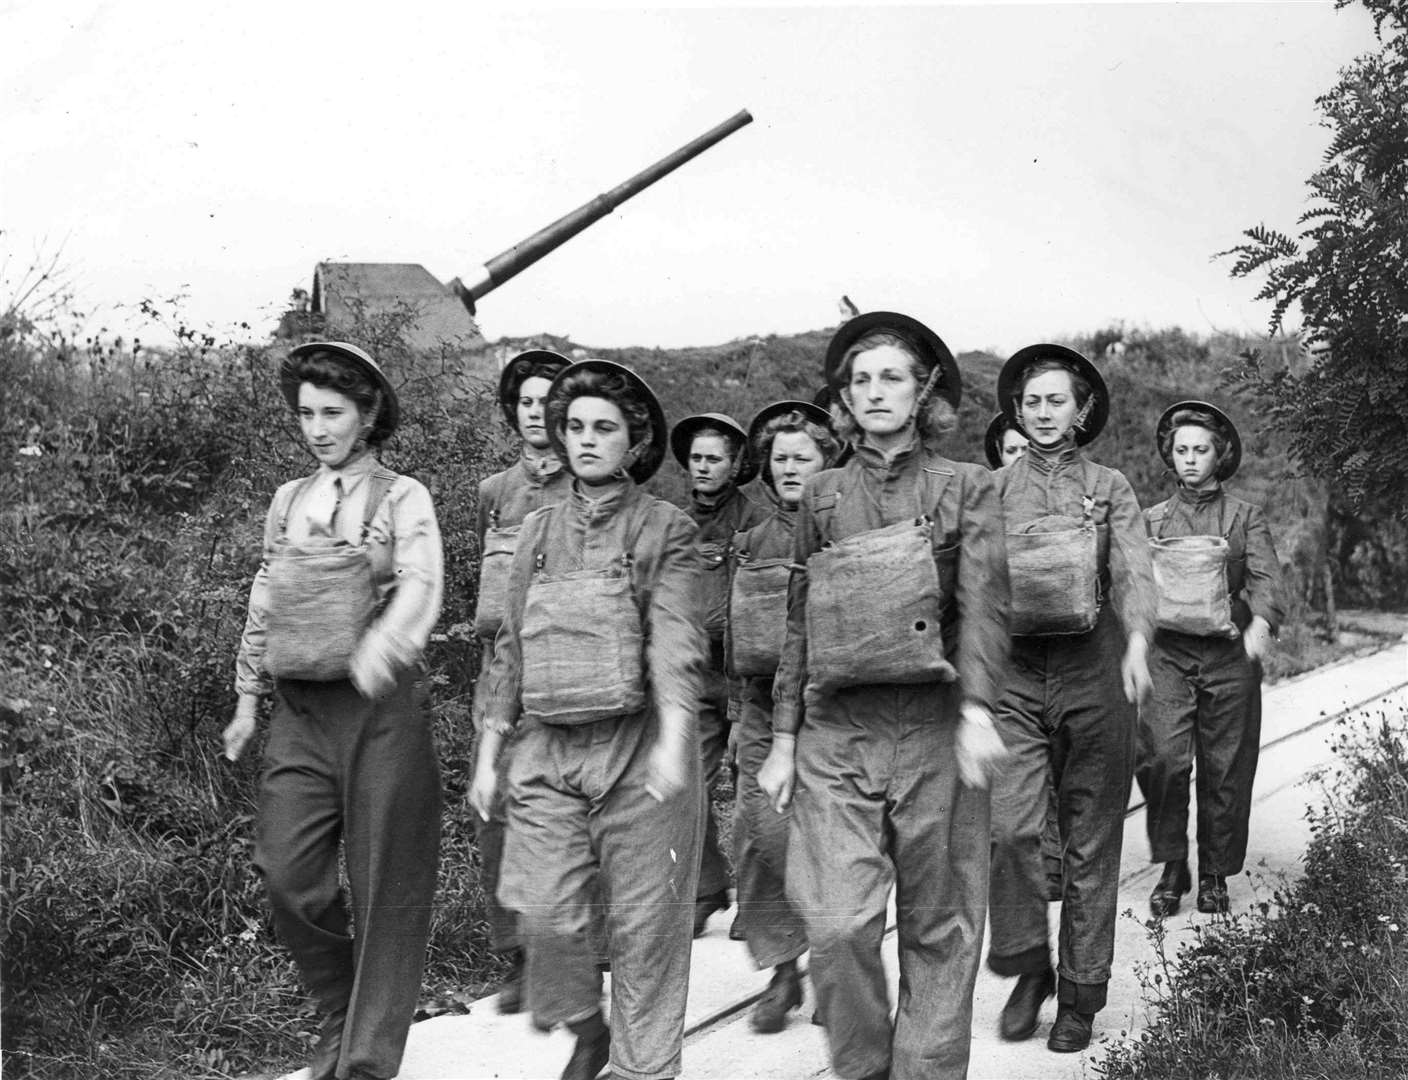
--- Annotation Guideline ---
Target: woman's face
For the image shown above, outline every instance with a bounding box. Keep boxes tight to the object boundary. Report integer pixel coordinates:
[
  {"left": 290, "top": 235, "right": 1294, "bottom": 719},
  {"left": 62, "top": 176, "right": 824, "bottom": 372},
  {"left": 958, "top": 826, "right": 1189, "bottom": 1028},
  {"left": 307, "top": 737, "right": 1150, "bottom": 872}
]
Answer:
[
  {"left": 565, "top": 396, "right": 631, "bottom": 484},
  {"left": 845, "top": 344, "right": 920, "bottom": 441},
  {"left": 1019, "top": 369, "right": 1081, "bottom": 448},
  {"left": 298, "top": 382, "right": 368, "bottom": 468},
  {"left": 770, "top": 430, "right": 826, "bottom": 507},
  {"left": 689, "top": 434, "right": 736, "bottom": 497},
  {"left": 1171, "top": 424, "right": 1220, "bottom": 490},
  {"left": 999, "top": 427, "right": 1029, "bottom": 467},
  {"left": 515, "top": 376, "right": 554, "bottom": 450}
]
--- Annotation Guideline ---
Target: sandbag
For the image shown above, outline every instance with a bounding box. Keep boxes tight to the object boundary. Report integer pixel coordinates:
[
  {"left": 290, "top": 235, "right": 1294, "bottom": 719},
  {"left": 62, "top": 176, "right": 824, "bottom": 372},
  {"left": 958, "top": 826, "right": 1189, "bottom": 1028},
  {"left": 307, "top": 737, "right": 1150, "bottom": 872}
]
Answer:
[
  {"left": 1007, "top": 524, "right": 1100, "bottom": 636},
  {"left": 265, "top": 541, "right": 377, "bottom": 680},
  {"left": 264, "top": 469, "right": 396, "bottom": 681},
  {"left": 1150, "top": 535, "right": 1237, "bottom": 637},
  {"left": 805, "top": 518, "right": 956, "bottom": 692},
  {"left": 520, "top": 569, "right": 646, "bottom": 724},
  {"left": 728, "top": 556, "right": 792, "bottom": 677}
]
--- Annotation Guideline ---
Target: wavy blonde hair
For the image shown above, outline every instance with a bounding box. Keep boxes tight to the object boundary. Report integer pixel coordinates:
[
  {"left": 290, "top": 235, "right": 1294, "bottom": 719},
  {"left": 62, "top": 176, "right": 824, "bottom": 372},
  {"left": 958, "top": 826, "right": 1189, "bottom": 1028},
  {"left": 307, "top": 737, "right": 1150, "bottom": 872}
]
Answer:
[{"left": 830, "top": 331, "right": 957, "bottom": 444}]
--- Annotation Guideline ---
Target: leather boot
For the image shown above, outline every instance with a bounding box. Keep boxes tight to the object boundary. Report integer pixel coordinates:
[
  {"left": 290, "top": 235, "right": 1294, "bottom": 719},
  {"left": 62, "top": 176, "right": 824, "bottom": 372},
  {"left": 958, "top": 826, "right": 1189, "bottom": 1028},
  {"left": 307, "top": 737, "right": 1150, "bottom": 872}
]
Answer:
[
  {"left": 496, "top": 949, "right": 525, "bottom": 1014},
  {"left": 999, "top": 966, "right": 1055, "bottom": 1041},
  {"left": 693, "top": 889, "right": 730, "bottom": 937},
  {"left": 1046, "top": 1003, "right": 1094, "bottom": 1052},
  {"left": 1197, "top": 873, "right": 1229, "bottom": 914},
  {"left": 1149, "top": 859, "right": 1191, "bottom": 918},
  {"left": 561, "top": 1011, "right": 610, "bottom": 1080},
  {"left": 750, "top": 961, "right": 803, "bottom": 1033},
  {"left": 307, "top": 1004, "right": 347, "bottom": 1080}
]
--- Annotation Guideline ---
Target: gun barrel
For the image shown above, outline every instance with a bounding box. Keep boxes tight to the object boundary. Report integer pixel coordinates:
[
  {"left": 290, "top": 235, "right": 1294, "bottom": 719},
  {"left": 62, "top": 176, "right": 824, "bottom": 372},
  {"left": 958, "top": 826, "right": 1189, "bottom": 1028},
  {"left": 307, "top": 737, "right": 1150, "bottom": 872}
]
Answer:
[{"left": 456, "top": 109, "right": 753, "bottom": 309}]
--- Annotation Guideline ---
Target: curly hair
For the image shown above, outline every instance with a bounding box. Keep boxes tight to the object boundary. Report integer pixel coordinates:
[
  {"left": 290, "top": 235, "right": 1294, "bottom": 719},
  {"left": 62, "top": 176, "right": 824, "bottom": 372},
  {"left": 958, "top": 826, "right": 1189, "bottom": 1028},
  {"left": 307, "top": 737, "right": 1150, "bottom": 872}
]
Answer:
[
  {"left": 285, "top": 350, "right": 387, "bottom": 445},
  {"left": 546, "top": 366, "right": 654, "bottom": 450},
  {"left": 508, "top": 358, "right": 567, "bottom": 400},
  {"left": 830, "top": 331, "right": 957, "bottom": 444},
  {"left": 754, "top": 410, "right": 842, "bottom": 485},
  {"left": 1160, "top": 407, "right": 1233, "bottom": 471}
]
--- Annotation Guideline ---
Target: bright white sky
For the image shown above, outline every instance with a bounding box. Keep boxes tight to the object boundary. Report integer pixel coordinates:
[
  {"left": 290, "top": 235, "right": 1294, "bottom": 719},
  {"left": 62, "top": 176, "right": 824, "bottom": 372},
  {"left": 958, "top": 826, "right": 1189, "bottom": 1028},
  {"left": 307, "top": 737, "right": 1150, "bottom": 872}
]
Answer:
[{"left": 2, "top": 1, "right": 1377, "bottom": 354}]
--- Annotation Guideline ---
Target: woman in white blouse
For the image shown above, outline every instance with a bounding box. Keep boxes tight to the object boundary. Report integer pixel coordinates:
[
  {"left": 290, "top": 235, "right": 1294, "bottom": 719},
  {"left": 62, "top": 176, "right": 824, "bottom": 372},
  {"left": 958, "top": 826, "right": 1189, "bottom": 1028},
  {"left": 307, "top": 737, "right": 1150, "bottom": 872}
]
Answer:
[{"left": 224, "top": 341, "right": 444, "bottom": 1080}]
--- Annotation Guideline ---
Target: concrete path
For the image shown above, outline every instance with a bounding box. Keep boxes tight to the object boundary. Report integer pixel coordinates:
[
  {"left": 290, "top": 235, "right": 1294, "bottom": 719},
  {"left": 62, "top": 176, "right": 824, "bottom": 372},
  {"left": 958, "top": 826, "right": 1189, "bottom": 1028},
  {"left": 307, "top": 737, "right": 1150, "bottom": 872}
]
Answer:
[{"left": 281, "top": 636, "right": 1408, "bottom": 1080}]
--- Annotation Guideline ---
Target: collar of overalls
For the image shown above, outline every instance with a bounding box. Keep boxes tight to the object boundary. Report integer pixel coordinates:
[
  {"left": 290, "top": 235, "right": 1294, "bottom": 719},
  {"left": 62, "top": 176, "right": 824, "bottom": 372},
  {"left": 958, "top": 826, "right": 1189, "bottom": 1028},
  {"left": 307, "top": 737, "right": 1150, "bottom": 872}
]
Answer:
[
  {"left": 691, "top": 483, "right": 738, "bottom": 517},
  {"left": 317, "top": 450, "right": 379, "bottom": 488},
  {"left": 571, "top": 476, "right": 631, "bottom": 525},
  {"left": 853, "top": 431, "right": 923, "bottom": 477},
  {"left": 520, "top": 443, "right": 564, "bottom": 486},
  {"left": 1024, "top": 434, "right": 1080, "bottom": 474},
  {"left": 1175, "top": 483, "right": 1222, "bottom": 507}
]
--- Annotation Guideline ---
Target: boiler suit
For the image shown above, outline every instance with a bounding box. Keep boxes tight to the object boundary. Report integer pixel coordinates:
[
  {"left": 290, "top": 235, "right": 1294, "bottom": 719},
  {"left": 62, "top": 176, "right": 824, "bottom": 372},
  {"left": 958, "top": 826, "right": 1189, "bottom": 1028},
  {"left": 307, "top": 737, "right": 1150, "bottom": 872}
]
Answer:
[
  {"left": 471, "top": 451, "right": 572, "bottom": 953},
  {"left": 986, "top": 440, "right": 1155, "bottom": 1016},
  {"left": 481, "top": 479, "right": 707, "bottom": 1080},
  {"left": 237, "top": 455, "right": 444, "bottom": 1080},
  {"left": 773, "top": 437, "right": 1010, "bottom": 1080},
  {"left": 1137, "top": 486, "right": 1283, "bottom": 877},
  {"left": 727, "top": 506, "right": 807, "bottom": 970},
  {"left": 684, "top": 484, "right": 768, "bottom": 903}
]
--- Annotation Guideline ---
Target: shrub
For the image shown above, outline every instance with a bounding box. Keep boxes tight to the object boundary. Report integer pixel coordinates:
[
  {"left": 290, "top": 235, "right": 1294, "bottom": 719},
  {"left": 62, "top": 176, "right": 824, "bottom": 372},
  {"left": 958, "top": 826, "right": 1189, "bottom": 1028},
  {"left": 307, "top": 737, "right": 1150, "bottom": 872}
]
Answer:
[{"left": 1096, "top": 706, "right": 1408, "bottom": 1080}]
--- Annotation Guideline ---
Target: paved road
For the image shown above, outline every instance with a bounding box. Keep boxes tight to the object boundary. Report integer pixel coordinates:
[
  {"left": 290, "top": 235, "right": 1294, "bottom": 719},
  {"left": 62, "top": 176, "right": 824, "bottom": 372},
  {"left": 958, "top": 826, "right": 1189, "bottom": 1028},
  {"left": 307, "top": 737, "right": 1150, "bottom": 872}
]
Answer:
[{"left": 282, "top": 637, "right": 1408, "bottom": 1080}]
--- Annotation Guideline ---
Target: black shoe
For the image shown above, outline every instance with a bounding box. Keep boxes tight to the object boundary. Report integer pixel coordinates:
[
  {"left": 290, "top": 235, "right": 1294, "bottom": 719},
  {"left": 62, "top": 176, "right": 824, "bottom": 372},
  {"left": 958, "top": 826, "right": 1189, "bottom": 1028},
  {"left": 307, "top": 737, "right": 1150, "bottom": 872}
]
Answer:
[
  {"left": 1046, "top": 1004, "right": 1094, "bottom": 1052},
  {"left": 308, "top": 1005, "right": 347, "bottom": 1080},
  {"left": 693, "top": 889, "right": 730, "bottom": 937},
  {"left": 562, "top": 1013, "right": 610, "bottom": 1080},
  {"left": 1196, "top": 874, "right": 1229, "bottom": 914},
  {"left": 750, "top": 963, "right": 803, "bottom": 1034},
  {"left": 728, "top": 912, "right": 746, "bottom": 941},
  {"left": 496, "top": 949, "right": 525, "bottom": 1014},
  {"left": 1149, "top": 859, "right": 1192, "bottom": 918},
  {"left": 999, "top": 967, "right": 1055, "bottom": 1041}
]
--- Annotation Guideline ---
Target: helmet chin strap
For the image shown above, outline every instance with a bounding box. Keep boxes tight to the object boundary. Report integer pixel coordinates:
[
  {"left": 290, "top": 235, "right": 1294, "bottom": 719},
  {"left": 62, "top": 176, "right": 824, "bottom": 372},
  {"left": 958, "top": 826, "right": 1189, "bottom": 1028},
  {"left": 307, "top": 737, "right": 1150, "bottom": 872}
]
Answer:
[
  {"left": 608, "top": 432, "right": 654, "bottom": 480},
  {"left": 841, "top": 362, "right": 946, "bottom": 428}
]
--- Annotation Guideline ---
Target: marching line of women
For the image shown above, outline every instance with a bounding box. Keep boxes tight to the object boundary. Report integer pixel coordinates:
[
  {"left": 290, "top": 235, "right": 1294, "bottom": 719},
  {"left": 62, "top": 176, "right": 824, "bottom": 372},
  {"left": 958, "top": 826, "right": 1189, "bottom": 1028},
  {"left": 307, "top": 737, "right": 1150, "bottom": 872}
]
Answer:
[{"left": 224, "top": 313, "right": 1282, "bottom": 1080}]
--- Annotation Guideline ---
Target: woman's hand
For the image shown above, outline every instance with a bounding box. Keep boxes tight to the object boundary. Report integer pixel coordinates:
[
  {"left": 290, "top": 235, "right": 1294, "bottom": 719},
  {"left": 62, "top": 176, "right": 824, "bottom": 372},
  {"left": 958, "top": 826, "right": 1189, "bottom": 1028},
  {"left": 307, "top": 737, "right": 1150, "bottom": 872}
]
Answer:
[
  {"left": 469, "top": 728, "right": 504, "bottom": 822},
  {"left": 956, "top": 703, "right": 1007, "bottom": 789},
  {"left": 1243, "top": 616, "right": 1273, "bottom": 663},
  {"left": 222, "top": 695, "right": 260, "bottom": 761},
  {"left": 645, "top": 723, "right": 692, "bottom": 803},
  {"left": 1122, "top": 632, "right": 1154, "bottom": 706},
  {"left": 757, "top": 733, "right": 797, "bottom": 814}
]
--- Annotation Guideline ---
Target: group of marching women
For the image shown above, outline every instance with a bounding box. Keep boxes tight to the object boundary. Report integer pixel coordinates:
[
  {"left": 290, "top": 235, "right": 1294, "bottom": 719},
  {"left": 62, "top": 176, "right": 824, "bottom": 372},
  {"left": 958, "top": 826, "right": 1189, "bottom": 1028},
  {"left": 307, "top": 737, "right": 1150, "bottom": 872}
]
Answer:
[{"left": 224, "top": 312, "right": 1283, "bottom": 1080}]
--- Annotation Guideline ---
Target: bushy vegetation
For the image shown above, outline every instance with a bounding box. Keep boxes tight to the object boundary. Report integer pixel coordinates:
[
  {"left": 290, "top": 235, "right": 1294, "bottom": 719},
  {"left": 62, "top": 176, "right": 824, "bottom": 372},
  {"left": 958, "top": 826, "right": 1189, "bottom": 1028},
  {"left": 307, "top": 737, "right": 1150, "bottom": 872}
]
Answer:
[
  {"left": 1, "top": 295, "right": 515, "bottom": 1078},
  {"left": 1096, "top": 705, "right": 1408, "bottom": 1080}
]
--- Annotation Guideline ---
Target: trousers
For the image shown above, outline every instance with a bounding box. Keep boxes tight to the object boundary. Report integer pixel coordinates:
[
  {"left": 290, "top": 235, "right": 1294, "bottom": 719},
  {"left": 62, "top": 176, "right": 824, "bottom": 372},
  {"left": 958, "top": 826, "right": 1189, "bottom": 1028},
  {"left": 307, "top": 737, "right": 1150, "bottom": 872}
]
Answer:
[
  {"left": 499, "top": 713, "right": 703, "bottom": 1080},
  {"left": 255, "top": 673, "right": 441, "bottom": 1080},
  {"left": 789, "top": 683, "right": 989, "bottom": 1080},
  {"left": 733, "top": 698, "right": 807, "bottom": 968},
  {"left": 1136, "top": 631, "right": 1262, "bottom": 875},
  {"left": 697, "top": 653, "right": 732, "bottom": 899},
  {"left": 988, "top": 610, "right": 1134, "bottom": 1013}
]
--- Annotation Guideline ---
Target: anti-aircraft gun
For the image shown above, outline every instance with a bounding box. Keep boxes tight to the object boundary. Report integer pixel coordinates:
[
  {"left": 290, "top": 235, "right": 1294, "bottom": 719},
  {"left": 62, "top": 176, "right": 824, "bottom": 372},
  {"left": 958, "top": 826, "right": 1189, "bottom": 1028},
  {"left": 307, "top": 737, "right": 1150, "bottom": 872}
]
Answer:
[{"left": 447, "top": 109, "right": 753, "bottom": 315}]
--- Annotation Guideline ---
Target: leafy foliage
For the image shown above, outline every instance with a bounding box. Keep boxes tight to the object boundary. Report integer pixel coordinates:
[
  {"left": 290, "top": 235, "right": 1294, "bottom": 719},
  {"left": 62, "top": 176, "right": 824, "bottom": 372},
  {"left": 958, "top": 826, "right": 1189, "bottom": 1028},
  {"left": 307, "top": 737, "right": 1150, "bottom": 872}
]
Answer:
[
  {"left": 1097, "top": 707, "right": 1408, "bottom": 1080},
  {"left": 1219, "top": 0, "right": 1408, "bottom": 510}
]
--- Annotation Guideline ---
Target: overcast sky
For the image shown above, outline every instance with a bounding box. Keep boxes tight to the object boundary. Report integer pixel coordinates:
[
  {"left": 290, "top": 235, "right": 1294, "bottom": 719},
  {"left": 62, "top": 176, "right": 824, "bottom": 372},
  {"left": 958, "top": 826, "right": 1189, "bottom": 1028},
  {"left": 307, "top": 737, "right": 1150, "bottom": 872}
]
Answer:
[{"left": 2, "top": 1, "right": 1378, "bottom": 354}]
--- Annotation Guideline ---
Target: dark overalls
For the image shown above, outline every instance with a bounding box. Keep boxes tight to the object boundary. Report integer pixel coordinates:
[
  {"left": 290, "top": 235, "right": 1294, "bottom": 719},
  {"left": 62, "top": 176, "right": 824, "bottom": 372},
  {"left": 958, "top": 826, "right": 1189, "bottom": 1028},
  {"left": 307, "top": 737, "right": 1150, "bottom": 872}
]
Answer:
[
  {"left": 774, "top": 438, "right": 1010, "bottom": 1080},
  {"left": 481, "top": 481, "right": 707, "bottom": 1080},
  {"left": 472, "top": 453, "right": 572, "bottom": 954},
  {"left": 728, "top": 507, "right": 808, "bottom": 970},
  {"left": 685, "top": 484, "right": 768, "bottom": 903},
  {"left": 987, "top": 440, "right": 1155, "bottom": 1015},
  {"left": 1137, "top": 487, "right": 1283, "bottom": 876}
]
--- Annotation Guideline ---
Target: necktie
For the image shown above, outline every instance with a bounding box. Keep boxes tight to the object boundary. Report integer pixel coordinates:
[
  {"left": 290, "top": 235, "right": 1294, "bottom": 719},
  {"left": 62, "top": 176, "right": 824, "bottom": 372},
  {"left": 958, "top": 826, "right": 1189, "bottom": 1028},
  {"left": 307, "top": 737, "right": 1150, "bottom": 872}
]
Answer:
[{"left": 307, "top": 476, "right": 343, "bottom": 538}]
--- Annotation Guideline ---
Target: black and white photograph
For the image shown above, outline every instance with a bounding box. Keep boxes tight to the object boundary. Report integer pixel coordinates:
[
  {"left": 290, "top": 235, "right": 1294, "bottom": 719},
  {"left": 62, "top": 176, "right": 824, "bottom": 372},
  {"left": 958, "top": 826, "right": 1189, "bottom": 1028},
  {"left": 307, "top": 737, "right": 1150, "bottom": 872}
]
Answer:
[{"left": 4, "top": 2, "right": 1407, "bottom": 1078}]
